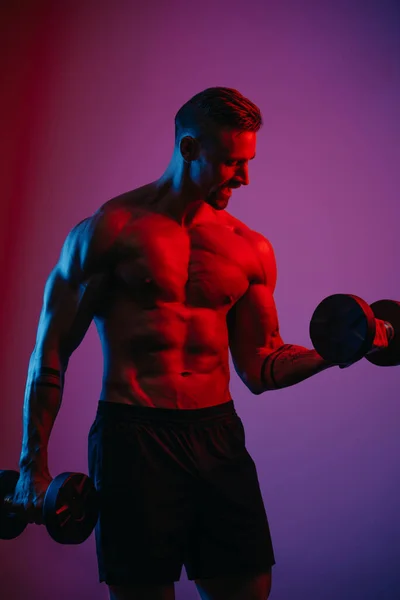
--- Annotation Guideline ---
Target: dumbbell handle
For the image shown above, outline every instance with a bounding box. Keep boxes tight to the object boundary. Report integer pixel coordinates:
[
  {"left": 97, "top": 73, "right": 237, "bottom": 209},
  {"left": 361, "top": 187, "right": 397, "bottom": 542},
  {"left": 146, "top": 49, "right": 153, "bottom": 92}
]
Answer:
[
  {"left": 2, "top": 495, "right": 31, "bottom": 515},
  {"left": 3, "top": 488, "right": 83, "bottom": 522}
]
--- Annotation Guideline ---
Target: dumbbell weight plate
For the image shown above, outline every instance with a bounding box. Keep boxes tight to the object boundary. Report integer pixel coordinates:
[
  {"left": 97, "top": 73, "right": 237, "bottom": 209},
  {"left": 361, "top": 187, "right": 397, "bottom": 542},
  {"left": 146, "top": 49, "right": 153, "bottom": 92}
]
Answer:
[
  {"left": 366, "top": 300, "right": 400, "bottom": 366},
  {"left": 0, "top": 470, "right": 28, "bottom": 540},
  {"left": 43, "top": 472, "right": 99, "bottom": 544},
  {"left": 310, "top": 294, "right": 376, "bottom": 364}
]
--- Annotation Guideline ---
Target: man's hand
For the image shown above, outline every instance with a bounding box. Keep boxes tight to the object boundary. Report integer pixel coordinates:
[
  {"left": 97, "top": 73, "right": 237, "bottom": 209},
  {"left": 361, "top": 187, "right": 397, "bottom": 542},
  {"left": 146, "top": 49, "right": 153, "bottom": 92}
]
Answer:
[
  {"left": 369, "top": 318, "right": 395, "bottom": 353},
  {"left": 337, "top": 318, "right": 393, "bottom": 369},
  {"left": 11, "top": 470, "right": 53, "bottom": 525}
]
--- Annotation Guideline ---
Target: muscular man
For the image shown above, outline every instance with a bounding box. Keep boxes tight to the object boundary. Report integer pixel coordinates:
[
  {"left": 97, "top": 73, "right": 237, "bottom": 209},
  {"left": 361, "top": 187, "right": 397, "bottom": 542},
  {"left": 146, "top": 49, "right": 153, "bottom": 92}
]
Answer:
[{"left": 13, "top": 88, "right": 339, "bottom": 600}]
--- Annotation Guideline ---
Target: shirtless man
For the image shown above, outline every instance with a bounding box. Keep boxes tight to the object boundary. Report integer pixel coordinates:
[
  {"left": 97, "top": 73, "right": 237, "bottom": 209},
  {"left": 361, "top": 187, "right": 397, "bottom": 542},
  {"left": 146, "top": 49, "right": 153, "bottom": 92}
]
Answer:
[{"left": 13, "top": 87, "right": 338, "bottom": 600}]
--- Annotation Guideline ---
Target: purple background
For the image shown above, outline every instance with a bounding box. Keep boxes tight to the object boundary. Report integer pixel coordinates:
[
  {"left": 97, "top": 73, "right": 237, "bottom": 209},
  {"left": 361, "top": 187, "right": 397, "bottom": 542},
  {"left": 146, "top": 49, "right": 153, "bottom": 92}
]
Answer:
[{"left": 1, "top": 1, "right": 399, "bottom": 598}]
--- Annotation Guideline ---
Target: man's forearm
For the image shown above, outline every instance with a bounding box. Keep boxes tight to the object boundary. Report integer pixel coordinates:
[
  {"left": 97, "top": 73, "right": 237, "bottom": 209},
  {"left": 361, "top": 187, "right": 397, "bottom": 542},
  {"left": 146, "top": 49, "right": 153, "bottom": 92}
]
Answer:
[
  {"left": 19, "top": 352, "right": 66, "bottom": 474},
  {"left": 256, "top": 344, "right": 335, "bottom": 394}
]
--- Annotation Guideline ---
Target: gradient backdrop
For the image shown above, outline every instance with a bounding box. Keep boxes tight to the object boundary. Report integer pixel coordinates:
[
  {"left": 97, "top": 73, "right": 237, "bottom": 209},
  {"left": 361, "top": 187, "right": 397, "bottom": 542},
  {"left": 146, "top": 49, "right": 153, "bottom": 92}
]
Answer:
[{"left": 1, "top": 1, "right": 399, "bottom": 598}]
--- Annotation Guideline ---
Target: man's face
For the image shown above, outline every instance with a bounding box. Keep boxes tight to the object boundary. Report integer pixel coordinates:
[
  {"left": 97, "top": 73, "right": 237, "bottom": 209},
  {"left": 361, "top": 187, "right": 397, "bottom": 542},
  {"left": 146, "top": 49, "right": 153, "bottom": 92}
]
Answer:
[{"left": 197, "top": 129, "right": 257, "bottom": 210}]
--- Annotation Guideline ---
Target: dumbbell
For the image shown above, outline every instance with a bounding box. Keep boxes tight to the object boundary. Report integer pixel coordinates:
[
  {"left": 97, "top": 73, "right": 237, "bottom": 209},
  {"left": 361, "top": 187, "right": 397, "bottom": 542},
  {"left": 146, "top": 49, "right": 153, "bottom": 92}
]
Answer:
[
  {"left": 0, "top": 470, "right": 99, "bottom": 544},
  {"left": 309, "top": 294, "right": 400, "bottom": 366}
]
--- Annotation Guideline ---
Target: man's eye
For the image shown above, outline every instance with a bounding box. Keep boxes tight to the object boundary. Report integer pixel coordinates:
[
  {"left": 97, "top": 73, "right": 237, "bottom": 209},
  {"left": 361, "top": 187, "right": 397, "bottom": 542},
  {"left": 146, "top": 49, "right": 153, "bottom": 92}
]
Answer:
[{"left": 225, "top": 161, "right": 237, "bottom": 167}]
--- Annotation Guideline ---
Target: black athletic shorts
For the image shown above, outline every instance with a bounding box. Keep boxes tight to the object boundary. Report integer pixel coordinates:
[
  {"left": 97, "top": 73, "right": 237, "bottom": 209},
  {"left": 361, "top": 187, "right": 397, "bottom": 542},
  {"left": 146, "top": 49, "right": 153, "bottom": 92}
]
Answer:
[{"left": 88, "top": 399, "right": 275, "bottom": 585}]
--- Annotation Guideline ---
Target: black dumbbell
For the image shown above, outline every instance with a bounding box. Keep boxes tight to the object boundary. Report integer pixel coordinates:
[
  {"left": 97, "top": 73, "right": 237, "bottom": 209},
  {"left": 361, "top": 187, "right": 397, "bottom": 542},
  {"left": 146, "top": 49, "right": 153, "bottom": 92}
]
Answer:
[
  {"left": 0, "top": 470, "right": 99, "bottom": 544},
  {"left": 309, "top": 294, "right": 400, "bottom": 366}
]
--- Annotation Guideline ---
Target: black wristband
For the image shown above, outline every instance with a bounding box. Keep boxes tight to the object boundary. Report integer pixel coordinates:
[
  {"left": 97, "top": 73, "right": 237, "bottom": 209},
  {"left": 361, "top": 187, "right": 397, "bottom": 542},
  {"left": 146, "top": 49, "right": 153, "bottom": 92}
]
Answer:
[{"left": 34, "top": 367, "right": 63, "bottom": 390}]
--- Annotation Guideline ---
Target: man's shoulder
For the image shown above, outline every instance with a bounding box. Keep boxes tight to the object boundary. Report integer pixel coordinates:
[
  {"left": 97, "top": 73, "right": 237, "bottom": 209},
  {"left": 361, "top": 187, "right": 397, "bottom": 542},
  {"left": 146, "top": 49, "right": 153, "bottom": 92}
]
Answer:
[
  {"left": 60, "top": 187, "right": 147, "bottom": 279},
  {"left": 223, "top": 210, "right": 273, "bottom": 249},
  {"left": 73, "top": 185, "right": 150, "bottom": 245}
]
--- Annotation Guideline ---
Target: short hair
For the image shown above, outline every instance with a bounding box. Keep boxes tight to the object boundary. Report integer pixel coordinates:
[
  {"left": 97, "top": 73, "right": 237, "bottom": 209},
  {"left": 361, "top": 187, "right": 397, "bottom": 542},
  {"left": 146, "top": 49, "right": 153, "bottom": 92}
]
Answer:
[{"left": 174, "top": 87, "right": 263, "bottom": 142}]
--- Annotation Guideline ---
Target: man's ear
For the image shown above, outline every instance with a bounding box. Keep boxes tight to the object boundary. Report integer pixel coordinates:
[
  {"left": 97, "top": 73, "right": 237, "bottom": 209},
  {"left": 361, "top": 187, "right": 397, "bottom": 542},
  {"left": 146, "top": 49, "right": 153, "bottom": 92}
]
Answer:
[{"left": 180, "top": 136, "right": 200, "bottom": 162}]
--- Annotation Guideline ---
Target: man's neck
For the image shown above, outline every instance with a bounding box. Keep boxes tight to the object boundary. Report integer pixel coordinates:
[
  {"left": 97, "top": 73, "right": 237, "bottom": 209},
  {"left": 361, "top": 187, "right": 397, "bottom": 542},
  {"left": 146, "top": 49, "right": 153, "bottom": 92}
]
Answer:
[{"left": 151, "top": 175, "right": 212, "bottom": 228}]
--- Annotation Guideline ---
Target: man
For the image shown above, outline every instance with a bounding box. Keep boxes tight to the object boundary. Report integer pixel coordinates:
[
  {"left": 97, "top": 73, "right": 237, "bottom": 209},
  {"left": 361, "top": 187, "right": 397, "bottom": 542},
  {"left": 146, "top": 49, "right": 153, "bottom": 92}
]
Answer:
[{"left": 11, "top": 87, "right": 388, "bottom": 600}]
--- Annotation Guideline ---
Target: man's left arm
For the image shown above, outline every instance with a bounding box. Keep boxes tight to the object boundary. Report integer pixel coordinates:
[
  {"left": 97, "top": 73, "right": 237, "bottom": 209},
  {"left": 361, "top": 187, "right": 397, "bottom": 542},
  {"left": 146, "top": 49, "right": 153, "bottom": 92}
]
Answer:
[{"left": 227, "top": 234, "right": 335, "bottom": 395}]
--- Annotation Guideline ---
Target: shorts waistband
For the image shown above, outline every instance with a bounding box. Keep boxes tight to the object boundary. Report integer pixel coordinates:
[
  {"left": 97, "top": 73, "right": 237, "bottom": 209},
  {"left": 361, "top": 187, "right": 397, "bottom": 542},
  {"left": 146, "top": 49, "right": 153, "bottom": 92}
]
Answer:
[{"left": 95, "top": 399, "right": 237, "bottom": 424}]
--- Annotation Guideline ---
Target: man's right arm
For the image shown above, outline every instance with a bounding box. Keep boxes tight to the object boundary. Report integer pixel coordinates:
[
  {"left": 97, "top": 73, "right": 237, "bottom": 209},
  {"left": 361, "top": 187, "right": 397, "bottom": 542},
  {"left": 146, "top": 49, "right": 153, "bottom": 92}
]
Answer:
[
  {"left": 18, "top": 204, "right": 130, "bottom": 477},
  {"left": 19, "top": 224, "right": 95, "bottom": 477},
  {"left": 13, "top": 204, "right": 132, "bottom": 520}
]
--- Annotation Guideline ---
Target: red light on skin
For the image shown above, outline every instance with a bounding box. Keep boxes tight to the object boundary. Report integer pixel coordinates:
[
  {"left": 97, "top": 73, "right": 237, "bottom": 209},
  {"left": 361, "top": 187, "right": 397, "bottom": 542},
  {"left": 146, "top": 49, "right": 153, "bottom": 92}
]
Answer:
[{"left": 219, "top": 188, "right": 232, "bottom": 199}]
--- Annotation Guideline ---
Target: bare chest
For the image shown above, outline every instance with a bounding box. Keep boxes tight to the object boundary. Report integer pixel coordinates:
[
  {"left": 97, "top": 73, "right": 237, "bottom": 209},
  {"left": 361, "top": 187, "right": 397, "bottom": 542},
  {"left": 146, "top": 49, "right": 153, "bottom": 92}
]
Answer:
[{"left": 113, "top": 214, "right": 262, "bottom": 309}]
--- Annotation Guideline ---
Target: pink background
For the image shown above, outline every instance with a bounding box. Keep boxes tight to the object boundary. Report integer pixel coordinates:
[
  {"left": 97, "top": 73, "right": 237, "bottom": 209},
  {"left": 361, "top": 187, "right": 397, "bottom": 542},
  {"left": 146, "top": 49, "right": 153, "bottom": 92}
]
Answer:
[{"left": 1, "top": 1, "right": 399, "bottom": 598}]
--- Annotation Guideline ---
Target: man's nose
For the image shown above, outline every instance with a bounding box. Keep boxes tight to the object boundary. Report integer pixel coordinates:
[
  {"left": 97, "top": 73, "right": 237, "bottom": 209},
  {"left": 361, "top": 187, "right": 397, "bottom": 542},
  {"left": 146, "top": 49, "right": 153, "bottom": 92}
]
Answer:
[{"left": 237, "top": 163, "right": 250, "bottom": 186}]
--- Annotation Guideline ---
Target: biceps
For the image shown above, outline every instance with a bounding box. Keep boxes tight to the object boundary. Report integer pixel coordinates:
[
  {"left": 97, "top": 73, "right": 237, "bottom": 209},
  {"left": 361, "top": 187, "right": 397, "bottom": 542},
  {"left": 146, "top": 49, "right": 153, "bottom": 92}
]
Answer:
[{"left": 228, "top": 283, "right": 283, "bottom": 357}]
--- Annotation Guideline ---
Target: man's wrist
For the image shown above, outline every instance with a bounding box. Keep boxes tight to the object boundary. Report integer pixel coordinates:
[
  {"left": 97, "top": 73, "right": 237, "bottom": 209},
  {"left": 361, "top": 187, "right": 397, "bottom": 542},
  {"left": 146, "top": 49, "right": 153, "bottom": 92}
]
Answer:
[
  {"left": 19, "top": 451, "right": 48, "bottom": 475},
  {"left": 260, "top": 345, "right": 337, "bottom": 391}
]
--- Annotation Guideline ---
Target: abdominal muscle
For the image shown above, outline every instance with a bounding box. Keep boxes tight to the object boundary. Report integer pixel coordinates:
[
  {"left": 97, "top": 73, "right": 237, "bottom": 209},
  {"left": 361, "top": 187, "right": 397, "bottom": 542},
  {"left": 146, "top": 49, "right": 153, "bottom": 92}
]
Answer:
[{"left": 97, "top": 308, "right": 233, "bottom": 410}]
